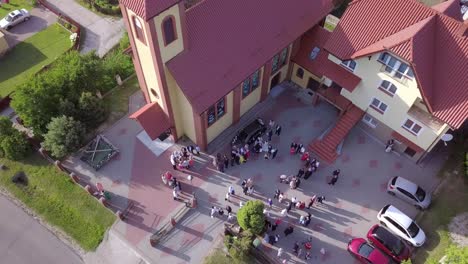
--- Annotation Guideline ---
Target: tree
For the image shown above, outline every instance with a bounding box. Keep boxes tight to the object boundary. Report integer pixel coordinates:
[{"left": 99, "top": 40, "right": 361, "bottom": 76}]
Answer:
[
  {"left": 224, "top": 232, "right": 252, "bottom": 264},
  {"left": 237, "top": 200, "right": 265, "bottom": 235},
  {"left": 78, "top": 92, "right": 108, "bottom": 129},
  {"left": 1, "top": 131, "right": 31, "bottom": 160},
  {"left": 400, "top": 259, "right": 412, "bottom": 264},
  {"left": 43, "top": 116, "right": 86, "bottom": 159}
]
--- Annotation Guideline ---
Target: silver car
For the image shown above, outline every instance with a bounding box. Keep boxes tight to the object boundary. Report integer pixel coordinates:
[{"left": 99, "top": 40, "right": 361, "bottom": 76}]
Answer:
[
  {"left": 387, "top": 176, "right": 431, "bottom": 210},
  {"left": 0, "top": 9, "right": 31, "bottom": 30}
]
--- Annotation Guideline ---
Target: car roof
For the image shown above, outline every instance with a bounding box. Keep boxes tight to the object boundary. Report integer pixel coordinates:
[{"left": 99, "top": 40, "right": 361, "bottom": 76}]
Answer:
[
  {"left": 242, "top": 119, "right": 263, "bottom": 134},
  {"left": 384, "top": 205, "right": 413, "bottom": 228},
  {"left": 373, "top": 225, "right": 399, "bottom": 243},
  {"left": 394, "top": 177, "right": 417, "bottom": 193},
  {"left": 9, "top": 10, "right": 21, "bottom": 16}
]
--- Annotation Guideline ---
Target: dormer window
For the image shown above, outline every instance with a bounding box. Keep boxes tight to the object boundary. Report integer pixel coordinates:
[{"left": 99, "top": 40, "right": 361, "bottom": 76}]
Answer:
[
  {"left": 132, "top": 16, "right": 146, "bottom": 44},
  {"left": 162, "top": 16, "right": 177, "bottom": 46},
  {"left": 309, "top": 47, "right": 320, "bottom": 60},
  {"left": 341, "top": 60, "right": 356, "bottom": 72}
]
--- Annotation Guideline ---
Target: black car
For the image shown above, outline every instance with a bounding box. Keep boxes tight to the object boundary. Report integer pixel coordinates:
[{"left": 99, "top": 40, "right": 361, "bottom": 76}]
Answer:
[{"left": 231, "top": 118, "right": 266, "bottom": 146}]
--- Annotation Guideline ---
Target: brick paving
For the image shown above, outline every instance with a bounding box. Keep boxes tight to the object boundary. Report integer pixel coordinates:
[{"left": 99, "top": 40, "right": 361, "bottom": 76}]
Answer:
[{"left": 70, "top": 87, "right": 445, "bottom": 264}]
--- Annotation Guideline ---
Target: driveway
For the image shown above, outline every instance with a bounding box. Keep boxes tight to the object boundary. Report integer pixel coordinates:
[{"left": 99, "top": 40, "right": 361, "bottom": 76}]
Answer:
[
  {"left": 2, "top": 5, "right": 57, "bottom": 47},
  {"left": 45, "top": 0, "right": 125, "bottom": 56},
  {"left": 0, "top": 194, "right": 82, "bottom": 264}
]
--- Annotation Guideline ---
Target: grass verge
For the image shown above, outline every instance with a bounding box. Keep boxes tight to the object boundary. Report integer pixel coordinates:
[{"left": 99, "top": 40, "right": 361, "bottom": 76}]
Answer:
[
  {"left": 0, "top": 0, "right": 34, "bottom": 18},
  {"left": 413, "top": 134, "right": 468, "bottom": 263},
  {"left": 0, "top": 154, "right": 115, "bottom": 251},
  {"left": 101, "top": 75, "right": 139, "bottom": 125},
  {"left": 0, "top": 23, "right": 71, "bottom": 97}
]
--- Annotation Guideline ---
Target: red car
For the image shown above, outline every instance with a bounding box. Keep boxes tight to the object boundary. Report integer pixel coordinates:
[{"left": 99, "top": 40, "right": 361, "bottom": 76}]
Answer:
[
  {"left": 348, "top": 238, "right": 396, "bottom": 264},
  {"left": 367, "top": 225, "right": 411, "bottom": 263}
]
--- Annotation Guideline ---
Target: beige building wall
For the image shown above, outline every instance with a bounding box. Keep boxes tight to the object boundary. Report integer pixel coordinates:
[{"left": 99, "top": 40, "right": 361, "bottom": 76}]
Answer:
[
  {"left": 330, "top": 53, "right": 447, "bottom": 151},
  {"left": 165, "top": 67, "right": 196, "bottom": 142},
  {"left": 268, "top": 44, "right": 293, "bottom": 92},
  {"left": 153, "top": 4, "right": 184, "bottom": 64},
  {"left": 126, "top": 8, "right": 163, "bottom": 108},
  {"left": 290, "top": 63, "right": 321, "bottom": 88},
  {"left": 206, "top": 91, "right": 234, "bottom": 143},
  {"left": 240, "top": 68, "right": 263, "bottom": 117}
]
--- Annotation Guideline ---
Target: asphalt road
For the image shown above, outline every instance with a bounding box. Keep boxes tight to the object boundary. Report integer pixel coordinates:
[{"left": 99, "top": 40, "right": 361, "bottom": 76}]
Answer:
[{"left": 0, "top": 195, "right": 83, "bottom": 264}]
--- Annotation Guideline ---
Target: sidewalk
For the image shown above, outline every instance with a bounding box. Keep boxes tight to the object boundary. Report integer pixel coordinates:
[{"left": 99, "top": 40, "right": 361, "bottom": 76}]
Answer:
[{"left": 44, "top": 0, "right": 124, "bottom": 56}]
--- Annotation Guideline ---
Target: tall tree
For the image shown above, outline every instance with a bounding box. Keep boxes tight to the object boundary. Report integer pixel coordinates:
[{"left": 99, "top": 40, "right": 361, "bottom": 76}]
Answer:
[
  {"left": 237, "top": 200, "right": 265, "bottom": 235},
  {"left": 43, "top": 116, "right": 86, "bottom": 159}
]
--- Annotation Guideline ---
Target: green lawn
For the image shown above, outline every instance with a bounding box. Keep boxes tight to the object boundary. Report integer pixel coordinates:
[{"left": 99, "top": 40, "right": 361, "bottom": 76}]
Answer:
[
  {"left": 0, "top": 23, "right": 71, "bottom": 97},
  {"left": 0, "top": 154, "right": 115, "bottom": 251},
  {"left": 0, "top": 0, "right": 34, "bottom": 18},
  {"left": 413, "top": 136, "right": 468, "bottom": 263},
  {"left": 100, "top": 75, "right": 139, "bottom": 127}
]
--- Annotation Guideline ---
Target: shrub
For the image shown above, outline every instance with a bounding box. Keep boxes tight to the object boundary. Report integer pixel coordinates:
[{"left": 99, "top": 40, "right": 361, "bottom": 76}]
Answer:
[
  {"left": 224, "top": 232, "right": 252, "bottom": 263},
  {"left": 119, "top": 33, "right": 130, "bottom": 51},
  {"left": 237, "top": 200, "right": 265, "bottom": 235},
  {"left": 1, "top": 131, "right": 31, "bottom": 161},
  {"left": 78, "top": 92, "right": 108, "bottom": 129},
  {"left": 102, "top": 49, "right": 134, "bottom": 82},
  {"left": 0, "top": 116, "right": 15, "bottom": 142},
  {"left": 43, "top": 116, "right": 86, "bottom": 159}
]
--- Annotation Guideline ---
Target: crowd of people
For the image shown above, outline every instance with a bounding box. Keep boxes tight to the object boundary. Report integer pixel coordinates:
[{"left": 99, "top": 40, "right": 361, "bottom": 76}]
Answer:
[{"left": 169, "top": 146, "right": 200, "bottom": 171}]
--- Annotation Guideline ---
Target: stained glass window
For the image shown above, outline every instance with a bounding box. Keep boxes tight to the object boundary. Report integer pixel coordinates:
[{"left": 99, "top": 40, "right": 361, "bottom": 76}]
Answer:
[
  {"left": 242, "top": 79, "right": 250, "bottom": 97},
  {"left": 252, "top": 70, "right": 260, "bottom": 89},
  {"left": 271, "top": 54, "right": 279, "bottom": 73},
  {"left": 216, "top": 98, "right": 225, "bottom": 118},
  {"left": 207, "top": 106, "right": 216, "bottom": 126},
  {"left": 279, "top": 48, "right": 288, "bottom": 66}
]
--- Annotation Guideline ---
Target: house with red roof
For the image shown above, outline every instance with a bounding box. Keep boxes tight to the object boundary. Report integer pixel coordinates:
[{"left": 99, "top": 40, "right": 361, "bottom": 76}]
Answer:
[
  {"left": 119, "top": 0, "right": 467, "bottom": 163},
  {"left": 119, "top": 0, "right": 335, "bottom": 149},
  {"left": 291, "top": 0, "right": 468, "bottom": 163}
]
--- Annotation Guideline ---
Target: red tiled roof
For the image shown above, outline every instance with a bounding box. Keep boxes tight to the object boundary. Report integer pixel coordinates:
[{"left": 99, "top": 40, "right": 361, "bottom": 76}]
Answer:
[
  {"left": 431, "top": 0, "right": 463, "bottom": 21},
  {"left": 130, "top": 102, "right": 171, "bottom": 140},
  {"left": 120, "top": 0, "right": 179, "bottom": 20},
  {"left": 167, "top": 0, "right": 334, "bottom": 114},
  {"left": 293, "top": 26, "right": 361, "bottom": 92},
  {"left": 325, "top": 0, "right": 468, "bottom": 129}
]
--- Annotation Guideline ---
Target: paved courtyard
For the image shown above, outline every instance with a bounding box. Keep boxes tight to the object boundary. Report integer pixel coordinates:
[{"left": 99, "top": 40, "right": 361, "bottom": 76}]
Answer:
[{"left": 66, "top": 85, "right": 445, "bottom": 263}]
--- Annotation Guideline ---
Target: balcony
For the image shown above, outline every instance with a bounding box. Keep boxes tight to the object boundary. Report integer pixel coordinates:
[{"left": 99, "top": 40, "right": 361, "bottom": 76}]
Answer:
[
  {"left": 378, "top": 64, "right": 411, "bottom": 86},
  {"left": 311, "top": 81, "right": 352, "bottom": 111},
  {"left": 407, "top": 104, "right": 444, "bottom": 132}
]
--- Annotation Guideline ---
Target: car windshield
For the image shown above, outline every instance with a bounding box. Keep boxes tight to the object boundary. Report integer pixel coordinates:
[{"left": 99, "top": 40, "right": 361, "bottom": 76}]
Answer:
[
  {"left": 6, "top": 15, "right": 13, "bottom": 22},
  {"left": 407, "top": 222, "right": 420, "bottom": 238},
  {"left": 415, "top": 187, "right": 426, "bottom": 201},
  {"left": 358, "top": 243, "right": 373, "bottom": 258}
]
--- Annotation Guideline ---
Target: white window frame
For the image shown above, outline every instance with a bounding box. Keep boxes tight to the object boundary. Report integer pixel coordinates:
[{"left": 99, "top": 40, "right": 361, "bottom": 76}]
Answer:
[
  {"left": 378, "top": 52, "right": 414, "bottom": 80},
  {"left": 402, "top": 118, "right": 423, "bottom": 136},
  {"left": 378, "top": 80, "right": 398, "bottom": 96},
  {"left": 341, "top": 59, "right": 357, "bottom": 72},
  {"left": 362, "top": 114, "right": 378, "bottom": 128},
  {"left": 369, "top": 97, "right": 388, "bottom": 114}
]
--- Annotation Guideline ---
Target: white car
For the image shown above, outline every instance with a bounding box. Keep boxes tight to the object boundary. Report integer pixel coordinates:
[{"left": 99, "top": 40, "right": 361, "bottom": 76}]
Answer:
[
  {"left": 377, "top": 204, "right": 426, "bottom": 247},
  {"left": 387, "top": 176, "right": 431, "bottom": 210},
  {"left": 0, "top": 9, "right": 31, "bottom": 30}
]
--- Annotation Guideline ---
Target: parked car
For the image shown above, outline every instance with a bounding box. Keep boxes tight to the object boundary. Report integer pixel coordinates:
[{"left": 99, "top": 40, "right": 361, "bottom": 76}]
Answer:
[
  {"left": 231, "top": 118, "right": 266, "bottom": 146},
  {"left": 348, "top": 238, "right": 396, "bottom": 264},
  {"left": 387, "top": 176, "right": 431, "bottom": 210},
  {"left": 367, "top": 224, "right": 411, "bottom": 263},
  {"left": 377, "top": 204, "right": 426, "bottom": 247},
  {"left": 0, "top": 9, "right": 31, "bottom": 30}
]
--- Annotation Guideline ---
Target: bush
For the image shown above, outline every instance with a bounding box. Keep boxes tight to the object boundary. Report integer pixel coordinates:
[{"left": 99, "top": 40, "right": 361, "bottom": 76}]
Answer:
[
  {"left": 204, "top": 250, "right": 232, "bottom": 264},
  {"left": 78, "top": 92, "right": 108, "bottom": 129},
  {"left": 237, "top": 200, "right": 265, "bottom": 235},
  {"left": 119, "top": 33, "right": 130, "bottom": 51},
  {"left": 103, "top": 49, "right": 134, "bottom": 82},
  {"left": 0, "top": 117, "right": 31, "bottom": 160},
  {"left": 43, "top": 116, "right": 86, "bottom": 159},
  {"left": 1, "top": 132, "right": 31, "bottom": 161}
]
